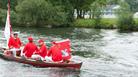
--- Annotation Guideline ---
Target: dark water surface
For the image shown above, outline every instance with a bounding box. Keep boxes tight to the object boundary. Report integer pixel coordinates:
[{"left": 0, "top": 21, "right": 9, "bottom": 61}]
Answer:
[{"left": 0, "top": 27, "right": 138, "bottom": 77}]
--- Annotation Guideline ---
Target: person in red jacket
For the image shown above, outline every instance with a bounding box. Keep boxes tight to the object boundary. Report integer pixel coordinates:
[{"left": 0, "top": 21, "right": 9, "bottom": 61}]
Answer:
[
  {"left": 32, "top": 39, "right": 47, "bottom": 60},
  {"left": 23, "top": 37, "right": 38, "bottom": 58},
  {"left": 47, "top": 41, "right": 62, "bottom": 62},
  {"left": 8, "top": 32, "right": 22, "bottom": 49},
  {"left": 8, "top": 32, "right": 22, "bottom": 56}
]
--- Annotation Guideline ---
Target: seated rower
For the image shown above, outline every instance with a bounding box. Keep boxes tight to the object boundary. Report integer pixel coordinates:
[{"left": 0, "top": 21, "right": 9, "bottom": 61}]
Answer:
[
  {"left": 7, "top": 32, "right": 22, "bottom": 56},
  {"left": 59, "top": 39, "right": 71, "bottom": 63},
  {"left": 47, "top": 41, "right": 63, "bottom": 62},
  {"left": 32, "top": 39, "right": 48, "bottom": 61},
  {"left": 50, "top": 39, "right": 72, "bottom": 63},
  {"left": 22, "top": 37, "right": 38, "bottom": 59}
]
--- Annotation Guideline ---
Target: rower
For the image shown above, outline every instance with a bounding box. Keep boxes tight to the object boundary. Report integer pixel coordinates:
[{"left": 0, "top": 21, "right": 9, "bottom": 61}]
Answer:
[
  {"left": 32, "top": 39, "right": 48, "bottom": 61},
  {"left": 47, "top": 41, "right": 63, "bottom": 62},
  {"left": 8, "top": 32, "right": 22, "bottom": 56},
  {"left": 22, "top": 37, "right": 38, "bottom": 59}
]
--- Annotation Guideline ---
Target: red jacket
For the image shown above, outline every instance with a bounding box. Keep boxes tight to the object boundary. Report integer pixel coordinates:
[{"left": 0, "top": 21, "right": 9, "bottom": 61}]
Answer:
[
  {"left": 47, "top": 45, "right": 62, "bottom": 62},
  {"left": 35, "top": 44, "right": 47, "bottom": 58},
  {"left": 8, "top": 37, "right": 22, "bottom": 48},
  {"left": 23, "top": 42, "right": 38, "bottom": 58}
]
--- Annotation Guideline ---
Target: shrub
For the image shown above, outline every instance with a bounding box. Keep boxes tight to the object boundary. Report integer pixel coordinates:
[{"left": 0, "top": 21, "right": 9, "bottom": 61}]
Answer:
[{"left": 117, "top": 1, "right": 135, "bottom": 31}]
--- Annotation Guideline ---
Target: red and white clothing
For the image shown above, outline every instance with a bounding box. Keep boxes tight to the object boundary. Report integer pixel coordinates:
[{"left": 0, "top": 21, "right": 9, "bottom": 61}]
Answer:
[
  {"left": 35, "top": 44, "right": 47, "bottom": 58},
  {"left": 23, "top": 42, "right": 38, "bottom": 58},
  {"left": 8, "top": 37, "right": 22, "bottom": 49},
  {"left": 32, "top": 44, "right": 48, "bottom": 60},
  {"left": 8, "top": 36, "right": 22, "bottom": 56},
  {"left": 47, "top": 45, "right": 62, "bottom": 62}
]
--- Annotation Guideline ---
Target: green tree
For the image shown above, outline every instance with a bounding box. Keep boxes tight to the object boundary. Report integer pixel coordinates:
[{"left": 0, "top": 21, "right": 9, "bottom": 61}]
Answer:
[
  {"left": 89, "top": 0, "right": 108, "bottom": 28},
  {"left": 117, "top": 1, "right": 135, "bottom": 31},
  {"left": 48, "top": 0, "right": 75, "bottom": 26},
  {"left": 16, "top": 0, "right": 50, "bottom": 26},
  {"left": 125, "top": 0, "right": 138, "bottom": 13},
  {"left": 0, "top": 0, "right": 18, "bottom": 10},
  {"left": 16, "top": 0, "right": 69, "bottom": 27}
]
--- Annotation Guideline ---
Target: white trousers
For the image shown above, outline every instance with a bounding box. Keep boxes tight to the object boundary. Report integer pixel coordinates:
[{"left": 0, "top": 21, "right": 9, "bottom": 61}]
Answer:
[
  {"left": 10, "top": 48, "right": 21, "bottom": 56},
  {"left": 31, "top": 55, "right": 44, "bottom": 60},
  {"left": 31, "top": 55, "right": 53, "bottom": 61},
  {"left": 45, "top": 56, "right": 52, "bottom": 62}
]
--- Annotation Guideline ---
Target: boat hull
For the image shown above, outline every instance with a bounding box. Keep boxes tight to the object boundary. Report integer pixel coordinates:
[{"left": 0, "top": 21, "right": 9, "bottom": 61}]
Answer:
[{"left": 0, "top": 53, "right": 82, "bottom": 69}]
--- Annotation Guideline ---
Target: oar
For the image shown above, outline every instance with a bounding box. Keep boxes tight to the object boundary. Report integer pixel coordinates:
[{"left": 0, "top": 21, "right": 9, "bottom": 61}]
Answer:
[{"left": 0, "top": 47, "right": 6, "bottom": 52}]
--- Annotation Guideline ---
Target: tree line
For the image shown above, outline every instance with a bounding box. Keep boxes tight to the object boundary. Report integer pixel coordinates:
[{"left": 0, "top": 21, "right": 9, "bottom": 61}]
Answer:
[{"left": 0, "top": 0, "right": 138, "bottom": 31}]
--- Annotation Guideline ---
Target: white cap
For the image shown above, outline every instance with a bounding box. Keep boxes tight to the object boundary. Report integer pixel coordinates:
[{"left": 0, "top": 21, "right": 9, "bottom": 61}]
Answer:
[{"left": 13, "top": 32, "right": 19, "bottom": 35}]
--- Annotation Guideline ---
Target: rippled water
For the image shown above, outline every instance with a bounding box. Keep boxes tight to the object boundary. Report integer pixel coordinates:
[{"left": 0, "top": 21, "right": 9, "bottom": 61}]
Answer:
[{"left": 0, "top": 27, "right": 138, "bottom": 77}]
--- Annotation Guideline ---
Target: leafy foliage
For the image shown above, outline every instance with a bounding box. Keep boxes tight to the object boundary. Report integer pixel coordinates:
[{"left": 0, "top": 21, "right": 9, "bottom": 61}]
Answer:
[
  {"left": 0, "top": 0, "right": 138, "bottom": 31},
  {"left": 117, "top": 1, "right": 135, "bottom": 31},
  {"left": 125, "top": 0, "right": 138, "bottom": 12},
  {"left": 16, "top": 0, "right": 70, "bottom": 27}
]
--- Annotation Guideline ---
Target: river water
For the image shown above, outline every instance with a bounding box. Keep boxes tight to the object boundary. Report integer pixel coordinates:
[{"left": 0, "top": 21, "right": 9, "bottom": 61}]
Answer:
[{"left": 0, "top": 27, "right": 138, "bottom": 77}]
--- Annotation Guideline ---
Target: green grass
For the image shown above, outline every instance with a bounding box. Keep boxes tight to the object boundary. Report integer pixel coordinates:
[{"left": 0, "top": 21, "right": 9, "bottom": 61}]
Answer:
[
  {"left": 100, "top": 18, "right": 117, "bottom": 29},
  {"left": 73, "top": 18, "right": 118, "bottom": 29},
  {"left": 134, "top": 18, "right": 138, "bottom": 25},
  {"left": 73, "top": 19, "right": 96, "bottom": 28},
  {"left": 74, "top": 18, "right": 138, "bottom": 30}
]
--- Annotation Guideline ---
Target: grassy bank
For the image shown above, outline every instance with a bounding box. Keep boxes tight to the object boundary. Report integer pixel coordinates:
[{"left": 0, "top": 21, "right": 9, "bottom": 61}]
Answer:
[
  {"left": 73, "top": 18, "right": 118, "bottom": 29},
  {"left": 134, "top": 18, "right": 138, "bottom": 26},
  {"left": 74, "top": 18, "right": 138, "bottom": 29}
]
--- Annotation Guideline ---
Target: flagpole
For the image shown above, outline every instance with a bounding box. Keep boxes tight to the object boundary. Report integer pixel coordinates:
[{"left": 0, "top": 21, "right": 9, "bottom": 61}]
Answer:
[{"left": 8, "top": 0, "right": 12, "bottom": 32}]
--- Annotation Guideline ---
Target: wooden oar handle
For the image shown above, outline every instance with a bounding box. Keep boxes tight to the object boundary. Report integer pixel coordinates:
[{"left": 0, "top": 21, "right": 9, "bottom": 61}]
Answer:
[{"left": 0, "top": 47, "right": 7, "bottom": 51}]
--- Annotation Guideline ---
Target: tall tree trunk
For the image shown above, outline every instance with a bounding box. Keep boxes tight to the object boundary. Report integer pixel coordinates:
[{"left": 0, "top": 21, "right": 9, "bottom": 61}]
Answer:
[
  {"left": 76, "top": 9, "right": 80, "bottom": 19},
  {"left": 92, "top": 11, "right": 95, "bottom": 19},
  {"left": 89, "top": 10, "right": 92, "bottom": 19},
  {"left": 82, "top": 10, "right": 85, "bottom": 18},
  {"left": 79, "top": 10, "right": 82, "bottom": 18}
]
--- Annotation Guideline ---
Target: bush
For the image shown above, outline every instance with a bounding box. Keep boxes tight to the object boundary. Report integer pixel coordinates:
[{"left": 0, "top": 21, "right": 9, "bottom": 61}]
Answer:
[
  {"left": 117, "top": 1, "right": 135, "bottom": 31},
  {"left": 117, "top": 14, "right": 135, "bottom": 31},
  {"left": 15, "top": 0, "right": 71, "bottom": 27}
]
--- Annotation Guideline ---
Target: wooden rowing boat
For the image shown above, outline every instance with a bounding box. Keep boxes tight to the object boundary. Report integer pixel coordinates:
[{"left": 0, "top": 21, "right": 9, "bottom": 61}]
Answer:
[{"left": 0, "top": 52, "right": 82, "bottom": 70}]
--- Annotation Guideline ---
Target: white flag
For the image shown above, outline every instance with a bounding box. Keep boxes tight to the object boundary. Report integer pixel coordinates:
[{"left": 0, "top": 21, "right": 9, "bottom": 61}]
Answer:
[{"left": 4, "top": 11, "right": 11, "bottom": 40}]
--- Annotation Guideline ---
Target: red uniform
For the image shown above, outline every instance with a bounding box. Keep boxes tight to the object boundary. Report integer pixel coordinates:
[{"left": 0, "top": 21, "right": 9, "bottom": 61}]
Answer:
[
  {"left": 47, "top": 45, "right": 62, "bottom": 62},
  {"left": 35, "top": 44, "right": 47, "bottom": 58},
  {"left": 8, "top": 37, "right": 22, "bottom": 48},
  {"left": 23, "top": 42, "right": 38, "bottom": 58}
]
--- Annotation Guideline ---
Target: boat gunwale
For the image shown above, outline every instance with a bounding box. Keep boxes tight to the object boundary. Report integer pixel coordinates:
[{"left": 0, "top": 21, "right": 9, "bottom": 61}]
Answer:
[{"left": 0, "top": 52, "right": 82, "bottom": 69}]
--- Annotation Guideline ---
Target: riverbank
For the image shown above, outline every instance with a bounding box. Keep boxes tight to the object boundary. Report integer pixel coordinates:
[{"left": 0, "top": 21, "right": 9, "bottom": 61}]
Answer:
[
  {"left": 1, "top": 18, "right": 138, "bottom": 31},
  {"left": 73, "top": 18, "right": 138, "bottom": 29}
]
